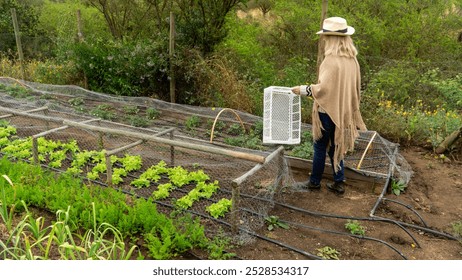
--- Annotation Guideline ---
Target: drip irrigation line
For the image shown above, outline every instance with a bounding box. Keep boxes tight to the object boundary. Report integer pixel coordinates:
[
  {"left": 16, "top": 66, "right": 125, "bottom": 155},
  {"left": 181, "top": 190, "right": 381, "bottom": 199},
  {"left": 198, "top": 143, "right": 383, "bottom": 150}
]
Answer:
[
  {"left": 289, "top": 219, "right": 407, "bottom": 259},
  {"left": 238, "top": 228, "right": 323, "bottom": 260},
  {"left": 369, "top": 215, "right": 460, "bottom": 241},
  {"left": 381, "top": 197, "right": 428, "bottom": 227},
  {"left": 271, "top": 200, "right": 421, "bottom": 248},
  {"left": 239, "top": 206, "right": 407, "bottom": 260},
  {"left": 225, "top": 186, "right": 421, "bottom": 247},
  {"left": 370, "top": 165, "right": 393, "bottom": 217}
]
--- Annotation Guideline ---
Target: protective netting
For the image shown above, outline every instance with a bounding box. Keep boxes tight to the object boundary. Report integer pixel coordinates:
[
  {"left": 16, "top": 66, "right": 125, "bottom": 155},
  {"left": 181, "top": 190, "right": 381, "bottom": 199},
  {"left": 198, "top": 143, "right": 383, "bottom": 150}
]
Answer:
[{"left": 0, "top": 77, "right": 413, "bottom": 244}]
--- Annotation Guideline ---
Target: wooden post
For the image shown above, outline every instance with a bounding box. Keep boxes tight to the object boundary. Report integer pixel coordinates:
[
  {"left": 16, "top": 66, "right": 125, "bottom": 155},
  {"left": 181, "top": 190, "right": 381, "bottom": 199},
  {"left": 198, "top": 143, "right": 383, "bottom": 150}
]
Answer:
[
  {"left": 44, "top": 108, "right": 50, "bottom": 130},
  {"left": 76, "top": 10, "right": 84, "bottom": 42},
  {"left": 32, "top": 137, "right": 39, "bottom": 164},
  {"left": 105, "top": 152, "right": 113, "bottom": 187},
  {"left": 316, "top": 0, "right": 328, "bottom": 78},
  {"left": 76, "top": 9, "right": 88, "bottom": 89},
  {"left": 98, "top": 132, "right": 104, "bottom": 151},
  {"left": 170, "top": 130, "right": 175, "bottom": 166},
  {"left": 169, "top": 12, "right": 176, "bottom": 103},
  {"left": 230, "top": 181, "right": 241, "bottom": 234},
  {"left": 11, "top": 8, "right": 25, "bottom": 80}
]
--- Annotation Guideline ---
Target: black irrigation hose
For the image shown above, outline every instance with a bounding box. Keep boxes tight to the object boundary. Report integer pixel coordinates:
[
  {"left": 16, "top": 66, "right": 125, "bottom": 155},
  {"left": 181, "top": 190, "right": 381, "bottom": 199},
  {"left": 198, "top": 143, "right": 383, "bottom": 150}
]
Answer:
[
  {"left": 224, "top": 187, "right": 422, "bottom": 248},
  {"left": 381, "top": 197, "right": 429, "bottom": 227},
  {"left": 239, "top": 206, "right": 408, "bottom": 260},
  {"left": 370, "top": 215, "right": 460, "bottom": 241},
  {"left": 271, "top": 200, "right": 421, "bottom": 249},
  {"left": 286, "top": 218, "right": 408, "bottom": 260}
]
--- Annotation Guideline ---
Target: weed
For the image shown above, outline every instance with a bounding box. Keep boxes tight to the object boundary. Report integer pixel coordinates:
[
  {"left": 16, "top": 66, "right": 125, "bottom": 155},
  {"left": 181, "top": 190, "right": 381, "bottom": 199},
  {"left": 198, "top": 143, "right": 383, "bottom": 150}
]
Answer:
[
  {"left": 452, "top": 221, "right": 462, "bottom": 238},
  {"left": 207, "top": 119, "right": 226, "bottom": 131},
  {"left": 345, "top": 219, "right": 366, "bottom": 236}
]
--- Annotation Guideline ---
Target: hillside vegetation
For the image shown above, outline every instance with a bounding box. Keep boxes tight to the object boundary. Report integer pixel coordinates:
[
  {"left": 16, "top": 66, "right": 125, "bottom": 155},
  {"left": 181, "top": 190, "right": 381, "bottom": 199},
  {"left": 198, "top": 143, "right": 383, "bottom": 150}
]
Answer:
[{"left": 1, "top": 0, "right": 461, "bottom": 149}]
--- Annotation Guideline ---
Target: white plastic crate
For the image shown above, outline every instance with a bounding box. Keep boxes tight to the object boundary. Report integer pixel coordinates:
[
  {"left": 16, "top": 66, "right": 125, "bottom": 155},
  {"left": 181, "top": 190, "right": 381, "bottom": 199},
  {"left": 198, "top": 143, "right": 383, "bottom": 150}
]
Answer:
[{"left": 263, "top": 86, "right": 301, "bottom": 145}]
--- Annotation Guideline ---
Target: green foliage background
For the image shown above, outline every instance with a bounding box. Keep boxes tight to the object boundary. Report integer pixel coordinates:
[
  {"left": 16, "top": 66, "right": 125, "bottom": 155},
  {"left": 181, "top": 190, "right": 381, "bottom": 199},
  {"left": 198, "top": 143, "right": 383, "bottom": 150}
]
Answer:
[{"left": 0, "top": 0, "right": 461, "bottom": 147}]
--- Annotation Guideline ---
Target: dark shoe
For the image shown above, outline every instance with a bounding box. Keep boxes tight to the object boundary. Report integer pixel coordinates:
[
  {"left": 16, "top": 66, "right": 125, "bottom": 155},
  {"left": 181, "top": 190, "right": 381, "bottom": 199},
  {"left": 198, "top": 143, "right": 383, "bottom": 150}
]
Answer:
[
  {"left": 294, "top": 180, "right": 321, "bottom": 190},
  {"left": 327, "top": 181, "right": 345, "bottom": 195}
]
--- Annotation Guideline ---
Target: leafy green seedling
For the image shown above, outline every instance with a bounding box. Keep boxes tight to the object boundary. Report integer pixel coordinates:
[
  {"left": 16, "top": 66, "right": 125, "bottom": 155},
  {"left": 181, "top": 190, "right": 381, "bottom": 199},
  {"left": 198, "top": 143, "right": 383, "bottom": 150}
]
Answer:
[
  {"left": 345, "top": 219, "right": 366, "bottom": 236},
  {"left": 391, "top": 179, "right": 406, "bottom": 195},
  {"left": 316, "top": 246, "right": 340, "bottom": 260},
  {"left": 265, "top": 215, "right": 289, "bottom": 231}
]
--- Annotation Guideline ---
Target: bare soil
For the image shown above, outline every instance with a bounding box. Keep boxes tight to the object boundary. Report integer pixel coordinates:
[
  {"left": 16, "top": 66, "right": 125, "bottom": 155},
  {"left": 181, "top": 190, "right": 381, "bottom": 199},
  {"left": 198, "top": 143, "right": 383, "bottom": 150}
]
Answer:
[{"left": 233, "top": 146, "right": 462, "bottom": 260}]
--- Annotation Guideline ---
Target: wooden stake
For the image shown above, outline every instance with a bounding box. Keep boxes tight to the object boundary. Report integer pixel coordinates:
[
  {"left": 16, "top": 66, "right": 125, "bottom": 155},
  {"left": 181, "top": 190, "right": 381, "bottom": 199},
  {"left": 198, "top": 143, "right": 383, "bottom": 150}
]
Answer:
[
  {"left": 316, "top": 0, "right": 328, "bottom": 78},
  {"left": 76, "top": 10, "right": 84, "bottom": 42},
  {"left": 169, "top": 12, "right": 176, "bottom": 103},
  {"left": 11, "top": 8, "right": 25, "bottom": 80}
]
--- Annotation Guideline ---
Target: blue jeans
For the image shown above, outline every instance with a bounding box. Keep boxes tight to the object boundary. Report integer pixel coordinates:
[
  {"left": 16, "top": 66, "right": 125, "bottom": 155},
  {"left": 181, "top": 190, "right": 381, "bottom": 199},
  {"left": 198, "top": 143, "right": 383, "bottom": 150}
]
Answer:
[{"left": 310, "top": 112, "right": 344, "bottom": 185}]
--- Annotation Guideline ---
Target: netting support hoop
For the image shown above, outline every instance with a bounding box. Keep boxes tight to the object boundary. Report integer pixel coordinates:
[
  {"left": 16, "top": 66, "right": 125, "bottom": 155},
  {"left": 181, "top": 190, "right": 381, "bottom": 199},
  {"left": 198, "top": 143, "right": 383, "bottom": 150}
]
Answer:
[{"left": 210, "top": 108, "right": 246, "bottom": 143}]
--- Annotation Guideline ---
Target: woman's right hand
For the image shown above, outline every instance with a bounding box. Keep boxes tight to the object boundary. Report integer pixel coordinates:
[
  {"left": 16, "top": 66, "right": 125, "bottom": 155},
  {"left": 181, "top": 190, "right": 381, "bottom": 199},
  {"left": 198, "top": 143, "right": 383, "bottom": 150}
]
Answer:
[{"left": 291, "top": 86, "right": 301, "bottom": 95}]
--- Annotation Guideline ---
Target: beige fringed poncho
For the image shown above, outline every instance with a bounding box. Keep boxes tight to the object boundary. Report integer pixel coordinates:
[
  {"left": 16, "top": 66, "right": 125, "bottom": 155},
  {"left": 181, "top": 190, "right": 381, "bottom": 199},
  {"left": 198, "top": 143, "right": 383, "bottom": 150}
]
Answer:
[{"left": 310, "top": 54, "right": 367, "bottom": 172}]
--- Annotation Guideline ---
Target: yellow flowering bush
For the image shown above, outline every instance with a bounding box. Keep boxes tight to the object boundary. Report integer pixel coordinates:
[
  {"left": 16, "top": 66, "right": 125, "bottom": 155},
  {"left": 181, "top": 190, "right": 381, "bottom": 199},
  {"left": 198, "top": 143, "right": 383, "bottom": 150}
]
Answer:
[{"left": 365, "top": 92, "right": 461, "bottom": 148}]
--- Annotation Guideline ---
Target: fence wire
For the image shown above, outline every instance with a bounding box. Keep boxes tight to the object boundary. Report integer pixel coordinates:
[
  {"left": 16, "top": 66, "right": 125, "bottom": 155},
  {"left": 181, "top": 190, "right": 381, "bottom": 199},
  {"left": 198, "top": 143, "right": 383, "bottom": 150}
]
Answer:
[{"left": 0, "top": 78, "right": 413, "bottom": 244}]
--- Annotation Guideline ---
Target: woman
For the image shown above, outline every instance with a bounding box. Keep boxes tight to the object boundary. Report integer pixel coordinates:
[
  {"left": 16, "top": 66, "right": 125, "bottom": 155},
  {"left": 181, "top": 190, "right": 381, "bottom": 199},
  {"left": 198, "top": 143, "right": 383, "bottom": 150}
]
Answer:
[{"left": 292, "top": 17, "right": 367, "bottom": 195}]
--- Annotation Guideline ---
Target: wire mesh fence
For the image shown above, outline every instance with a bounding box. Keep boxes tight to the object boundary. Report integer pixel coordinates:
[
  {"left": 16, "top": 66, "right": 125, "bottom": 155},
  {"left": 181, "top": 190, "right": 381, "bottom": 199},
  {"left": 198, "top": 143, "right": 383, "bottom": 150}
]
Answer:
[{"left": 0, "top": 78, "right": 413, "bottom": 244}]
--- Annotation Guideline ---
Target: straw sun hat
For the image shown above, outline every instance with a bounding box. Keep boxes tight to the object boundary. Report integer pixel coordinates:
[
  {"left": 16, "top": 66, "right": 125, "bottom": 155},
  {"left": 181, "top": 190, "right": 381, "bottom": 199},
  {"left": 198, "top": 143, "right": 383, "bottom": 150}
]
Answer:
[{"left": 316, "top": 17, "right": 355, "bottom": 36}]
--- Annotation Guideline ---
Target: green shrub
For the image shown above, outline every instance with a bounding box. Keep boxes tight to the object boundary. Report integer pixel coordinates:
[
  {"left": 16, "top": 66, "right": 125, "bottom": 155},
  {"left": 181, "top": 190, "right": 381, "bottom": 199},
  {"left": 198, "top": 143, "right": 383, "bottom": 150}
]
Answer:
[{"left": 68, "top": 39, "right": 169, "bottom": 97}]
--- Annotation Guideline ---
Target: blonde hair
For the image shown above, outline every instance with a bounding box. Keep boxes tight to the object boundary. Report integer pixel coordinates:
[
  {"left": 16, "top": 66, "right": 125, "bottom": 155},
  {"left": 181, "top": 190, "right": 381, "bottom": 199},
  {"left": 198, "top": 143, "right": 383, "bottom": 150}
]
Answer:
[{"left": 322, "top": 35, "right": 358, "bottom": 57}]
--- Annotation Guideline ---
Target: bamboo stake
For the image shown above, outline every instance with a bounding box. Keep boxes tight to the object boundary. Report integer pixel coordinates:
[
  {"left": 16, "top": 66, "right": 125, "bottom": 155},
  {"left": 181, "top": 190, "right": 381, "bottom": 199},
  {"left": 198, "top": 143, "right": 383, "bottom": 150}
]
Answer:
[{"left": 357, "top": 132, "right": 377, "bottom": 170}]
